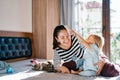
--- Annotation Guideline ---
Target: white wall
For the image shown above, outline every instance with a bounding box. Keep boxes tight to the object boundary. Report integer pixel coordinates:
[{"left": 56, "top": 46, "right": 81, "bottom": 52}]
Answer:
[{"left": 0, "top": 0, "right": 32, "bottom": 32}]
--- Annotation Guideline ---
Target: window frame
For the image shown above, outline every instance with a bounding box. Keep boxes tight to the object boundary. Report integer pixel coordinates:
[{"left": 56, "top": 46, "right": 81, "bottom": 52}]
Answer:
[{"left": 102, "top": 0, "right": 110, "bottom": 59}]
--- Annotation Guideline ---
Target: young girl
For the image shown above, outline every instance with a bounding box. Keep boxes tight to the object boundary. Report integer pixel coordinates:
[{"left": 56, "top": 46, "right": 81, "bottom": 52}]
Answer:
[
  {"left": 70, "top": 34, "right": 105, "bottom": 76},
  {"left": 84, "top": 34, "right": 120, "bottom": 77},
  {"left": 53, "top": 25, "right": 104, "bottom": 76},
  {"left": 67, "top": 29, "right": 120, "bottom": 77}
]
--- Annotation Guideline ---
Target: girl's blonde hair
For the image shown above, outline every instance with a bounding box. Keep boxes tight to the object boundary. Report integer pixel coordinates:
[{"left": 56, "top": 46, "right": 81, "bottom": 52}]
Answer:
[{"left": 90, "top": 34, "right": 104, "bottom": 50}]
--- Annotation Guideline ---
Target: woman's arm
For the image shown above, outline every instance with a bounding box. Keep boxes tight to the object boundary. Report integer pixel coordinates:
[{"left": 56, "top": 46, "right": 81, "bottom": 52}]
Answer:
[
  {"left": 53, "top": 50, "right": 70, "bottom": 73},
  {"left": 53, "top": 50, "right": 62, "bottom": 69}
]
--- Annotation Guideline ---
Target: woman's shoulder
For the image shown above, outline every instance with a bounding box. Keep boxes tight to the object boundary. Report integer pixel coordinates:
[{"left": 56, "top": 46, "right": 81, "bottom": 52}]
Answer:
[
  {"left": 71, "top": 34, "right": 79, "bottom": 44},
  {"left": 54, "top": 47, "right": 65, "bottom": 53},
  {"left": 54, "top": 47, "right": 60, "bottom": 51},
  {"left": 71, "top": 34, "right": 77, "bottom": 39}
]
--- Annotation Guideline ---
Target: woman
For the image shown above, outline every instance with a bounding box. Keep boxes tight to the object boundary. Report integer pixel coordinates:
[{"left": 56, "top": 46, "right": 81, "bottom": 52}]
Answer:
[{"left": 53, "top": 25, "right": 104, "bottom": 76}]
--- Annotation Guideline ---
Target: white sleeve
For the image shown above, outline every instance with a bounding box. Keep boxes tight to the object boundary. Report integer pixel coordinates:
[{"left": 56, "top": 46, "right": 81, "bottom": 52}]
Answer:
[{"left": 53, "top": 50, "right": 62, "bottom": 69}]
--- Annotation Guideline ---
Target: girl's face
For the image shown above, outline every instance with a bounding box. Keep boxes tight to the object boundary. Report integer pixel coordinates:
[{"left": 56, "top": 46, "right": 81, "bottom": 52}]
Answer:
[
  {"left": 87, "top": 35, "right": 95, "bottom": 44},
  {"left": 56, "top": 29, "right": 71, "bottom": 49}
]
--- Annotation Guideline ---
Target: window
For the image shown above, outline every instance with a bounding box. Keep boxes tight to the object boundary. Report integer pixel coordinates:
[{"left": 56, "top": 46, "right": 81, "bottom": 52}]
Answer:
[
  {"left": 110, "top": 0, "right": 120, "bottom": 64},
  {"left": 60, "top": 0, "right": 120, "bottom": 64},
  {"left": 73, "top": 0, "right": 102, "bottom": 38},
  {"left": 73, "top": 0, "right": 120, "bottom": 64}
]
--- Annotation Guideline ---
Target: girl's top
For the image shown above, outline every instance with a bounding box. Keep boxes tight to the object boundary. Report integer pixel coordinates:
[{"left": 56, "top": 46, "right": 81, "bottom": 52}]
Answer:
[
  {"left": 82, "top": 44, "right": 100, "bottom": 71},
  {"left": 53, "top": 35, "right": 86, "bottom": 69}
]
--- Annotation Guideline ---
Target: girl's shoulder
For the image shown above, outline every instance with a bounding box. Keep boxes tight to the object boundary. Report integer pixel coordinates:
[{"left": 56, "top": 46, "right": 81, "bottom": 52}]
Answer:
[
  {"left": 91, "top": 44, "right": 98, "bottom": 48},
  {"left": 90, "top": 44, "right": 100, "bottom": 51}
]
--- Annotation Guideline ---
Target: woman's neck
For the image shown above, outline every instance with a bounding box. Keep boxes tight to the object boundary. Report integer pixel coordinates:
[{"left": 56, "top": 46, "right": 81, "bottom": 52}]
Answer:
[
  {"left": 59, "top": 45, "right": 70, "bottom": 50},
  {"left": 59, "top": 42, "right": 72, "bottom": 50}
]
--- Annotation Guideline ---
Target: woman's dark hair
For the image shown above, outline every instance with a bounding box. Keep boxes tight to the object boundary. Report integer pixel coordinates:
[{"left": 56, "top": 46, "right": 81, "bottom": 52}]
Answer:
[{"left": 53, "top": 25, "right": 66, "bottom": 49}]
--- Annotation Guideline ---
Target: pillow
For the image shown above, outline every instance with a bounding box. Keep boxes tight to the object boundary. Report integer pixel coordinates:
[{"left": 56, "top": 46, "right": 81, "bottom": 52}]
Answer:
[{"left": 100, "top": 62, "right": 120, "bottom": 77}]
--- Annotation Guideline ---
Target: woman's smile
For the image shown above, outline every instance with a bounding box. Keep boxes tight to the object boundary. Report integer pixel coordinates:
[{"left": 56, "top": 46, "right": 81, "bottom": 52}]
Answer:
[{"left": 56, "top": 29, "right": 71, "bottom": 49}]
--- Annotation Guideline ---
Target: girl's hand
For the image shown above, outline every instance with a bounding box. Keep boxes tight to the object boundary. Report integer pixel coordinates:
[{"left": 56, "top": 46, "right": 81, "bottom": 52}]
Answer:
[
  {"left": 94, "top": 60, "right": 105, "bottom": 75},
  {"left": 65, "top": 25, "right": 76, "bottom": 36}
]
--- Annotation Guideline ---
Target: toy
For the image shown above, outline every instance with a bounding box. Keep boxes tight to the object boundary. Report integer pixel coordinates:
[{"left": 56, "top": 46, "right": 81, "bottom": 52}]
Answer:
[
  {"left": 0, "top": 61, "right": 8, "bottom": 70},
  {"left": 30, "top": 59, "right": 39, "bottom": 67},
  {"left": 0, "top": 61, "right": 13, "bottom": 74},
  {"left": 6, "top": 65, "right": 13, "bottom": 74}
]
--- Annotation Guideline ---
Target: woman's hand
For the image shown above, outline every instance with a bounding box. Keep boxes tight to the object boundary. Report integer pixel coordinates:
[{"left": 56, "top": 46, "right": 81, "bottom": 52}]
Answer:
[
  {"left": 94, "top": 60, "right": 105, "bottom": 75},
  {"left": 56, "top": 66, "right": 70, "bottom": 74}
]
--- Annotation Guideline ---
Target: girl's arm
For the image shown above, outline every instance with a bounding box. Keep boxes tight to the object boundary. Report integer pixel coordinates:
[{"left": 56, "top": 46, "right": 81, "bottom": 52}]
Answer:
[
  {"left": 66, "top": 26, "right": 90, "bottom": 49},
  {"left": 95, "top": 60, "right": 105, "bottom": 75}
]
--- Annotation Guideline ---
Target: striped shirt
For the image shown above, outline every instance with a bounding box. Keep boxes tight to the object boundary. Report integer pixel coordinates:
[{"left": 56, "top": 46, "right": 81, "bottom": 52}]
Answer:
[{"left": 55, "top": 35, "right": 86, "bottom": 62}]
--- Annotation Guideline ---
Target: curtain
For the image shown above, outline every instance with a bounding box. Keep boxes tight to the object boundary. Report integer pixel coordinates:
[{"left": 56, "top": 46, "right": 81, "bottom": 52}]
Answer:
[
  {"left": 60, "top": 0, "right": 102, "bottom": 36},
  {"left": 60, "top": 0, "right": 74, "bottom": 28},
  {"left": 60, "top": 0, "right": 81, "bottom": 32}
]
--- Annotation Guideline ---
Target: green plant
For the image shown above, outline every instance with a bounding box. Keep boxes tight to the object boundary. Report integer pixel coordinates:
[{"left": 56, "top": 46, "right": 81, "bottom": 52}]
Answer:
[{"left": 110, "top": 33, "right": 120, "bottom": 62}]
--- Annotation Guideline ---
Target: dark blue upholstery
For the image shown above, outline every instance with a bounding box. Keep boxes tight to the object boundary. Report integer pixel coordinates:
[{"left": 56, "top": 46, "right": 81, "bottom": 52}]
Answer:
[{"left": 0, "top": 37, "right": 32, "bottom": 60}]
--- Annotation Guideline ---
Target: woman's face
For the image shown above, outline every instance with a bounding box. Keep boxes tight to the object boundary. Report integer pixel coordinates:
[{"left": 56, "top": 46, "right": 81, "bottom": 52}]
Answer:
[{"left": 56, "top": 29, "right": 71, "bottom": 49}]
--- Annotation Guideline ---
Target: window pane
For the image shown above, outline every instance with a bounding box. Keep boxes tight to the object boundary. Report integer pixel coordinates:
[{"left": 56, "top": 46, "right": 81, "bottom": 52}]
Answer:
[
  {"left": 73, "top": 0, "right": 102, "bottom": 38},
  {"left": 110, "top": 0, "right": 120, "bottom": 64}
]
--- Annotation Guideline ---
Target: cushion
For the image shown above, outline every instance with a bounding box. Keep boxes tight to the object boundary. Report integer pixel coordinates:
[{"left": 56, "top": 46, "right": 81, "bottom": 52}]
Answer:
[{"left": 100, "top": 62, "right": 120, "bottom": 77}]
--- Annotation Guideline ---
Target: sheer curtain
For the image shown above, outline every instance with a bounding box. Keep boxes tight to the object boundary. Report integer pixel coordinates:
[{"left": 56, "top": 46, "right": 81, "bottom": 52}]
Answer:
[
  {"left": 60, "top": 0, "right": 74, "bottom": 28},
  {"left": 60, "top": 0, "right": 102, "bottom": 36},
  {"left": 60, "top": 0, "right": 83, "bottom": 34}
]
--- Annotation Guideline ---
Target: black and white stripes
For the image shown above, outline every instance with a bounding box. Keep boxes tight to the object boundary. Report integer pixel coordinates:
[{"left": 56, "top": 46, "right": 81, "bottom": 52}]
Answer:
[{"left": 55, "top": 35, "right": 86, "bottom": 62}]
